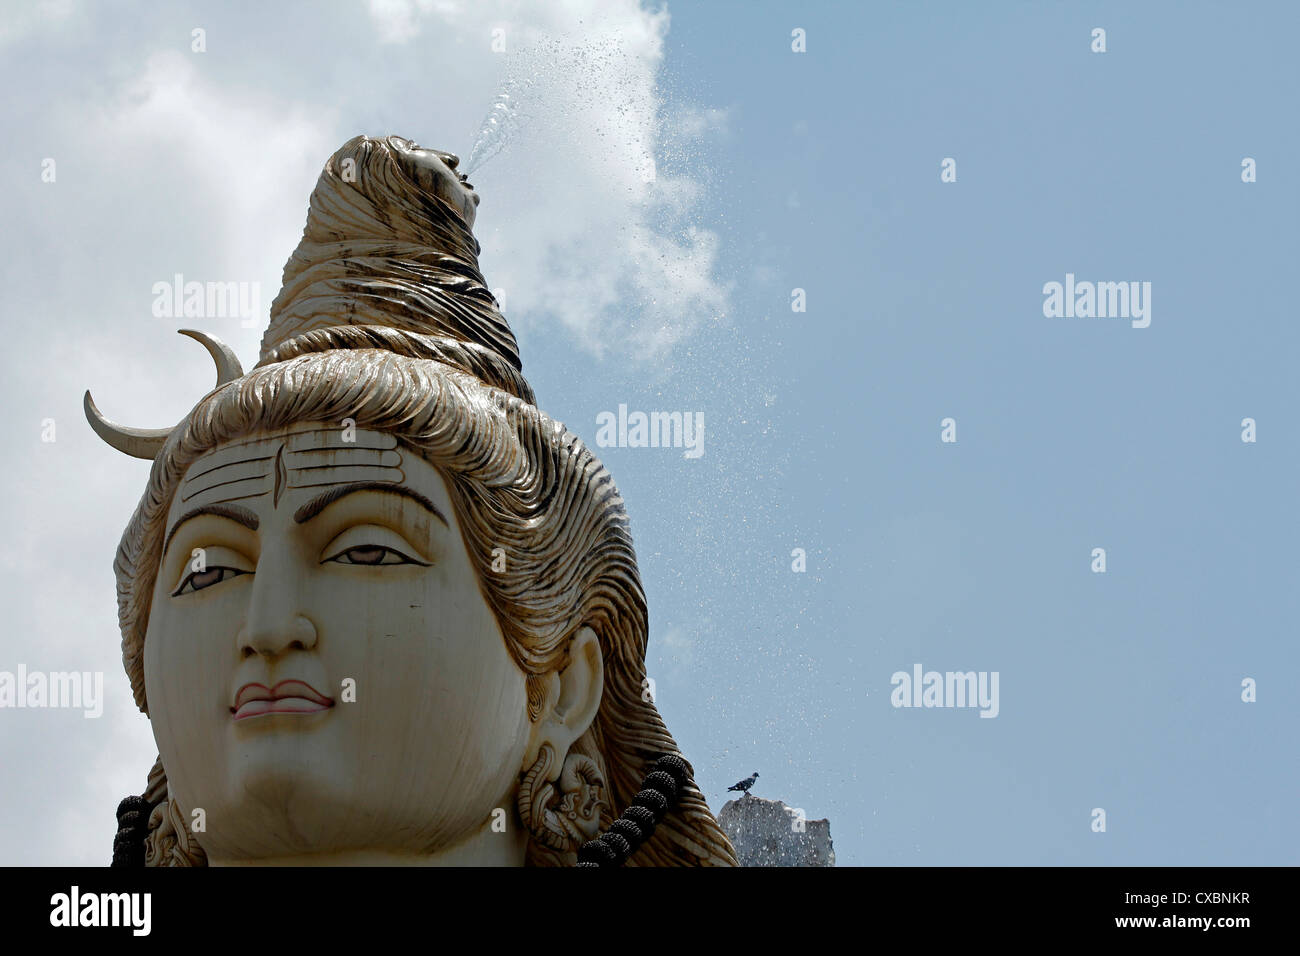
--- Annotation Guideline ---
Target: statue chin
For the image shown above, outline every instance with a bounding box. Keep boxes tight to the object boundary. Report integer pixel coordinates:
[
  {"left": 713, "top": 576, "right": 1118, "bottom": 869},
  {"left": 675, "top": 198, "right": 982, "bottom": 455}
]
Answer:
[
  {"left": 156, "top": 658, "right": 535, "bottom": 864},
  {"left": 178, "top": 750, "right": 527, "bottom": 865}
]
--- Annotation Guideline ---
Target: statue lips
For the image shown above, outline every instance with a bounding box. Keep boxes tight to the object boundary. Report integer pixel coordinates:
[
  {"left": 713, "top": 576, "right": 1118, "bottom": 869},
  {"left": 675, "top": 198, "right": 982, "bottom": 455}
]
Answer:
[{"left": 232, "top": 680, "right": 335, "bottom": 721}]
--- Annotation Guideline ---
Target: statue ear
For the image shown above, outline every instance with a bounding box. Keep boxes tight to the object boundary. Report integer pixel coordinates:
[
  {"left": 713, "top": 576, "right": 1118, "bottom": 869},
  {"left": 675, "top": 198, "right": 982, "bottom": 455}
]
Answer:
[{"left": 524, "top": 626, "right": 603, "bottom": 767}]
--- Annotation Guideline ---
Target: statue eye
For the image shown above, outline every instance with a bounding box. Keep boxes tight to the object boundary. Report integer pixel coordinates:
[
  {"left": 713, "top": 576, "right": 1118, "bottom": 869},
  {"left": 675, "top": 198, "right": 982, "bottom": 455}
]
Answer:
[
  {"left": 320, "top": 525, "right": 430, "bottom": 567},
  {"left": 326, "top": 545, "right": 420, "bottom": 566},
  {"left": 172, "top": 567, "right": 248, "bottom": 596}
]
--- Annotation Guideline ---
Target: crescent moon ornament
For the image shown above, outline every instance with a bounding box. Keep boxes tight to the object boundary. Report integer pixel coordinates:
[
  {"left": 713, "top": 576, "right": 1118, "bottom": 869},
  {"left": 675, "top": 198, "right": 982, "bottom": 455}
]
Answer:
[
  {"left": 84, "top": 330, "right": 245, "bottom": 460},
  {"left": 178, "top": 328, "right": 244, "bottom": 387}
]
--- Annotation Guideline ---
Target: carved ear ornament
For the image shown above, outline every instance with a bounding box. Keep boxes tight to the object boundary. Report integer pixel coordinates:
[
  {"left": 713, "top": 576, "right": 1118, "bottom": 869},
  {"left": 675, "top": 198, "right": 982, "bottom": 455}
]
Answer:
[{"left": 517, "top": 742, "right": 607, "bottom": 851}]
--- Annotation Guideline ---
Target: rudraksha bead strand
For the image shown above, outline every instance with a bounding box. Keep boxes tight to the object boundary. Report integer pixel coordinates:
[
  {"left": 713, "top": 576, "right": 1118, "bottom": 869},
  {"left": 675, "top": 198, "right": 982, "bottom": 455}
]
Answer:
[{"left": 576, "top": 753, "right": 693, "bottom": 867}]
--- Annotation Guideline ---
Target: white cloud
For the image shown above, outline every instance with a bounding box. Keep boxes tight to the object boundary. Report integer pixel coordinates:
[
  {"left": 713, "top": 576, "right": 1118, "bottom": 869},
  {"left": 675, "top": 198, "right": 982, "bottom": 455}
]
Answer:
[
  {"left": 367, "top": 0, "right": 463, "bottom": 44},
  {"left": 368, "top": 0, "right": 732, "bottom": 357},
  {"left": 659, "top": 623, "right": 697, "bottom": 673},
  {"left": 0, "top": 0, "right": 74, "bottom": 45},
  {"left": 93, "top": 51, "right": 337, "bottom": 312}
]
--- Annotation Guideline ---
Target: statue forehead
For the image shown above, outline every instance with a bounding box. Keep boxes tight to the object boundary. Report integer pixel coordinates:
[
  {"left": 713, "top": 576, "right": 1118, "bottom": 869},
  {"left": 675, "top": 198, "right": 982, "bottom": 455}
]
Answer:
[{"left": 175, "top": 422, "right": 426, "bottom": 512}]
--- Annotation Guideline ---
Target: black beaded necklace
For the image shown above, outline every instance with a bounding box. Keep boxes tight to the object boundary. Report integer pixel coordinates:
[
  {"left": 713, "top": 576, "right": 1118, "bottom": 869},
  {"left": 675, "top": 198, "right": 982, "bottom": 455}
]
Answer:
[{"left": 575, "top": 753, "right": 689, "bottom": 867}]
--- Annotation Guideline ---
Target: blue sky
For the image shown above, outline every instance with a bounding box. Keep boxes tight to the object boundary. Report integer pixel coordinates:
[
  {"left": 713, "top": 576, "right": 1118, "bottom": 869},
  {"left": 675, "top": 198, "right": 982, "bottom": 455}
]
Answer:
[
  {"left": 561, "top": 0, "right": 1298, "bottom": 865},
  {"left": 0, "top": 0, "right": 1295, "bottom": 865}
]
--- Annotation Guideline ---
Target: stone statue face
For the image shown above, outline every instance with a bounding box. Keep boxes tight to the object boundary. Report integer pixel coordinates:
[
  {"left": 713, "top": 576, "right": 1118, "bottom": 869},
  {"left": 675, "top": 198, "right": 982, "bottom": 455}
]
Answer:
[
  {"left": 387, "top": 137, "right": 480, "bottom": 227},
  {"left": 141, "top": 421, "right": 532, "bottom": 861}
]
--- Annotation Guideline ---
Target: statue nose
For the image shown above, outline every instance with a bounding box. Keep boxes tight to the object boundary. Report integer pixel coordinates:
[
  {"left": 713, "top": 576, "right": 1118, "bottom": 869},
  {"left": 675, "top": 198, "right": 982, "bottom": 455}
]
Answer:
[
  {"left": 241, "top": 614, "right": 317, "bottom": 659},
  {"left": 238, "top": 545, "right": 319, "bottom": 658}
]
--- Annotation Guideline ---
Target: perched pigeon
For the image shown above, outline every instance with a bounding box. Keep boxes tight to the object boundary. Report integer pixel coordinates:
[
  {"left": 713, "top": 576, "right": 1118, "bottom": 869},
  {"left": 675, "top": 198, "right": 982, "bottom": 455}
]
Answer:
[{"left": 727, "top": 772, "right": 759, "bottom": 797}]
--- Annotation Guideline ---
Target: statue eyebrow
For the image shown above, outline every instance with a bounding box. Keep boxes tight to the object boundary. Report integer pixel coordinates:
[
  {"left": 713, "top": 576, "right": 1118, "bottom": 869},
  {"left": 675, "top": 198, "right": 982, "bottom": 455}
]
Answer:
[
  {"left": 293, "top": 482, "right": 449, "bottom": 527},
  {"left": 163, "top": 504, "right": 260, "bottom": 557}
]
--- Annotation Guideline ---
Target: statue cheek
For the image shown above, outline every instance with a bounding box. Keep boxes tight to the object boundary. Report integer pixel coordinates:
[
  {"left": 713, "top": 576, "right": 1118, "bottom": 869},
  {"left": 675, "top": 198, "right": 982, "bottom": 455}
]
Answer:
[
  {"left": 142, "top": 616, "right": 180, "bottom": 723},
  {"left": 145, "top": 606, "right": 237, "bottom": 740}
]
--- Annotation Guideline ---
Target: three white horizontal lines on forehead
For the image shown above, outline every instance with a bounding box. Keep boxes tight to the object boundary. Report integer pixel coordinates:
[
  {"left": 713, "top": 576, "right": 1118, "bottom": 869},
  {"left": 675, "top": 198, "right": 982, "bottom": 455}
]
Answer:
[
  {"left": 164, "top": 426, "right": 451, "bottom": 559},
  {"left": 181, "top": 425, "right": 404, "bottom": 507}
]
